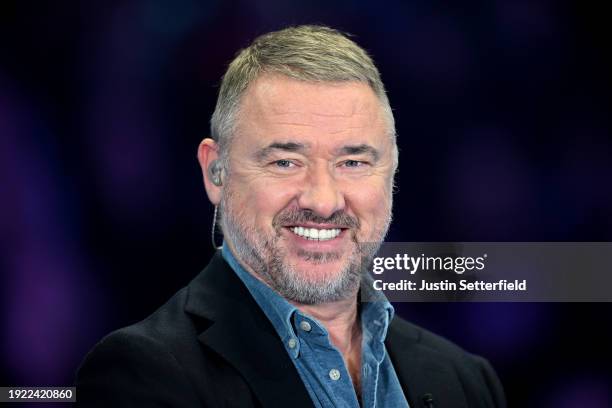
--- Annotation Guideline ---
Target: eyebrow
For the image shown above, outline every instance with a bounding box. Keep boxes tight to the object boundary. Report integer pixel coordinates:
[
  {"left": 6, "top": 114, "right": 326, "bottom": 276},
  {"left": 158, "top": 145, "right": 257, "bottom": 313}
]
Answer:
[
  {"left": 254, "top": 141, "right": 380, "bottom": 162},
  {"left": 254, "top": 142, "right": 310, "bottom": 161},
  {"left": 335, "top": 144, "right": 380, "bottom": 162}
]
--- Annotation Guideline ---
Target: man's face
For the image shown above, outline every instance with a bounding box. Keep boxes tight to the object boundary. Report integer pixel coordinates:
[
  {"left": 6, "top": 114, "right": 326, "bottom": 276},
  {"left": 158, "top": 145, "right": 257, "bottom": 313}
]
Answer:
[{"left": 221, "top": 74, "right": 395, "bottom": 304}]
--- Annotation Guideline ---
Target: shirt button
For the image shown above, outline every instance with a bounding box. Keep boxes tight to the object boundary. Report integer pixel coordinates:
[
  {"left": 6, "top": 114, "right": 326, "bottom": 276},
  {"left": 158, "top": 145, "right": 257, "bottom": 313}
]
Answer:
[
  {"left": 299, "top": 321, "right": 312, "bottom": 332},
  {"left": 329, "top": 369, "right": 341, "bottom": 381},
  {"left": 287, "top": 338, "right": 297, "bottom": 349}
]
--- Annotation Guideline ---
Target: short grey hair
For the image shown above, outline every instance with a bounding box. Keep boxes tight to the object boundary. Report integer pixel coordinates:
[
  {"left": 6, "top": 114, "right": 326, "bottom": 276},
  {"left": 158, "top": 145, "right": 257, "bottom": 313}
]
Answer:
[{"left": 210, "top": 25, "right": 397, "bottom": 168}]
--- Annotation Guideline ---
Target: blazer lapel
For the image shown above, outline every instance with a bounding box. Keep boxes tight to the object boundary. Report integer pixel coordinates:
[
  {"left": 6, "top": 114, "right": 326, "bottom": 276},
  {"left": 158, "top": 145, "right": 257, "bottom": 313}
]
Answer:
[
  {"left": 386, "top": 319, "right": 469, "bottom": 408},
  {"left": 185, "top": 251, "right": 313, "bottom": 408}
]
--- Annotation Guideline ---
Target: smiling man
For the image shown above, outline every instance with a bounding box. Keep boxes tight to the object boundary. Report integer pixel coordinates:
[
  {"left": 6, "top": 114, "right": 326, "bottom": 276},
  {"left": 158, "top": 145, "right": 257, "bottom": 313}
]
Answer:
[
  {"left": 76, "top": 26, "right": 506, "bottom": 407},
  {"left": 214, "top": 74, "right": 394, "bottom": 305}
]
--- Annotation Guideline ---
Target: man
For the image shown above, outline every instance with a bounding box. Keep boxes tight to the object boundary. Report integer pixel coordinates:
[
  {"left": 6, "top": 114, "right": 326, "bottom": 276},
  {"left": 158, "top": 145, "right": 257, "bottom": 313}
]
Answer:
[{"left": 76, "top": 25, "right": 506, "bottom": 407}]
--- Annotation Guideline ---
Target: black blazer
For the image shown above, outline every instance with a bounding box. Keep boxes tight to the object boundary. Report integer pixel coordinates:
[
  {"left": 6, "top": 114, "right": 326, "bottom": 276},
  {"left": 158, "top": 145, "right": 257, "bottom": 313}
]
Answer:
[{"left": 76, "top": 251, "right": 506, "bottom": 407}]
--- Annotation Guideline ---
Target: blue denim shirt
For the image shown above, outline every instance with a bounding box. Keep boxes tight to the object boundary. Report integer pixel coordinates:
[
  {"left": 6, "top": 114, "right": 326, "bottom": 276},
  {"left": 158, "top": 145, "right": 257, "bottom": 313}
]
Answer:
[{"left": 222, "top": 245, "right": 410, "bottom": 408}]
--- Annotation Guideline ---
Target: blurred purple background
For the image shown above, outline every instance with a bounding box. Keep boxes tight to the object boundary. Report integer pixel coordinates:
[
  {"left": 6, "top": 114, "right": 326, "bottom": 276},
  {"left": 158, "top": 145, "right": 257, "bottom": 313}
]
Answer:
[{"left": 1, "top": 1, "right": 611, "bottom": 406}]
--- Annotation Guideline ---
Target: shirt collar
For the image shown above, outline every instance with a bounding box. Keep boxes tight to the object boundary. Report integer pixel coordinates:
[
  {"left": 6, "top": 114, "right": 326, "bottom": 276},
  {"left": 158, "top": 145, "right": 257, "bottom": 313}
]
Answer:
[{"left": 360, "top": 273, "right": 394, "bottom": 364}]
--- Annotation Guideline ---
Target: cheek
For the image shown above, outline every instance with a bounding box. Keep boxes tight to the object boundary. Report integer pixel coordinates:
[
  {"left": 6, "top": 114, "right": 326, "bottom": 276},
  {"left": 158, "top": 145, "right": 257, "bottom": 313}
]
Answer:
[
  {"left": 236, "top": 179, "right": 298, "bottom": 226},
  {"left": 346, "top": 182, "right": 391, "bottom": 227}
]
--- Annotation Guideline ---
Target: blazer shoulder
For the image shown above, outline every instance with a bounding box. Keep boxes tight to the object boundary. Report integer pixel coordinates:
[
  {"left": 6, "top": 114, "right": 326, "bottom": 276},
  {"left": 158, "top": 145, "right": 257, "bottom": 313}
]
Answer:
[
  {"left": 390, "top": 315, "right": 478, "bottom": 361},
  {"left": 75, "top": 288, "right": 202, "bottom": 407},
  {"left": 120, "top": 287, "right": 201, "bottom": 346},
  {"left": 388, "top": 316, "right": 507, "bottom": 408},
  {"left": 76, "top": 324, "right": 199, "bottom": 407}
]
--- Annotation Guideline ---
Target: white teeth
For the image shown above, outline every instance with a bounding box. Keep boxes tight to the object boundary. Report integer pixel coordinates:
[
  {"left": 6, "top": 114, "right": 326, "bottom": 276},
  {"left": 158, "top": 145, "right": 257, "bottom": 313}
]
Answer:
[{"left": 291, "top": 227, "right": 342, "bottom": 241}]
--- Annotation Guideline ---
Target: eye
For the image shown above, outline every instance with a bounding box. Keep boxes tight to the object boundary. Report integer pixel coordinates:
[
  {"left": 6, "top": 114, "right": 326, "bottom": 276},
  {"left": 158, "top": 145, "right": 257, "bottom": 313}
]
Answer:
[
  {"left": 343, "top": 160, "right": 367, "bottom": 168},
  {"left": 274, "top": 159, "right": 295, "bottom": 168}
]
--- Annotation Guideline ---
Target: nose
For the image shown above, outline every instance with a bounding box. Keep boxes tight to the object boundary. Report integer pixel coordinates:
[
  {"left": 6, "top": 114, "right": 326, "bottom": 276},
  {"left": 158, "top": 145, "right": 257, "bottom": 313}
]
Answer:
[{"left": 297, "top": 164, "right": 345, "bottom": 219}]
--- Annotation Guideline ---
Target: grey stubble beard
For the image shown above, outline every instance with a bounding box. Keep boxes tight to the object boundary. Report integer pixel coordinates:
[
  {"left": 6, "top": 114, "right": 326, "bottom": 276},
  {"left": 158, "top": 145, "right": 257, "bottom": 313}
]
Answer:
[{"left": 220, "top": 183, "right": 392, "bottom": 305}]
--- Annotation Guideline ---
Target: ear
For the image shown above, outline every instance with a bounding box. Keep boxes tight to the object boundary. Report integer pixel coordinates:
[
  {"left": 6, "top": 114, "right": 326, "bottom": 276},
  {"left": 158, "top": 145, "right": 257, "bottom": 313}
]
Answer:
[{"left": 197, "top": 138, "right": 222, "bottom": 205}]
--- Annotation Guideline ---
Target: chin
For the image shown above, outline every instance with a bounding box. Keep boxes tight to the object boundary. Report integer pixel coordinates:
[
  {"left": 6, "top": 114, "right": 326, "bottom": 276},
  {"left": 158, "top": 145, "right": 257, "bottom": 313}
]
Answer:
[{"left": 289, "top": 255, "right": 350, "bottom": 280}]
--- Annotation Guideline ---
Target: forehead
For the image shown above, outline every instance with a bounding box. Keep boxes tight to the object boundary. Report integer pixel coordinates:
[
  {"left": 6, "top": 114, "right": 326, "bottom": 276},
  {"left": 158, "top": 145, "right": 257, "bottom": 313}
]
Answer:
[{"left": 234, "top": 74, "right": 389, "bottom": 147}]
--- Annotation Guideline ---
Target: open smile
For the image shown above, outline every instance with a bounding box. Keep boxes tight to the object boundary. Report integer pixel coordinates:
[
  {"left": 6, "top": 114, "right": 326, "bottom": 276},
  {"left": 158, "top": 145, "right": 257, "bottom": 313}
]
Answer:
[{"left": 289, "top": 226, "right": 343, "bottom": 241}]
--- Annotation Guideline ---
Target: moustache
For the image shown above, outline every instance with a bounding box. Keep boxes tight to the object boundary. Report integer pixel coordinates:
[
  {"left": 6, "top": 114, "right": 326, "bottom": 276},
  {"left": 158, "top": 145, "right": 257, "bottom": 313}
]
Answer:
[{"left": 273, "top": 209, "right": 359, "bottom": 230}]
